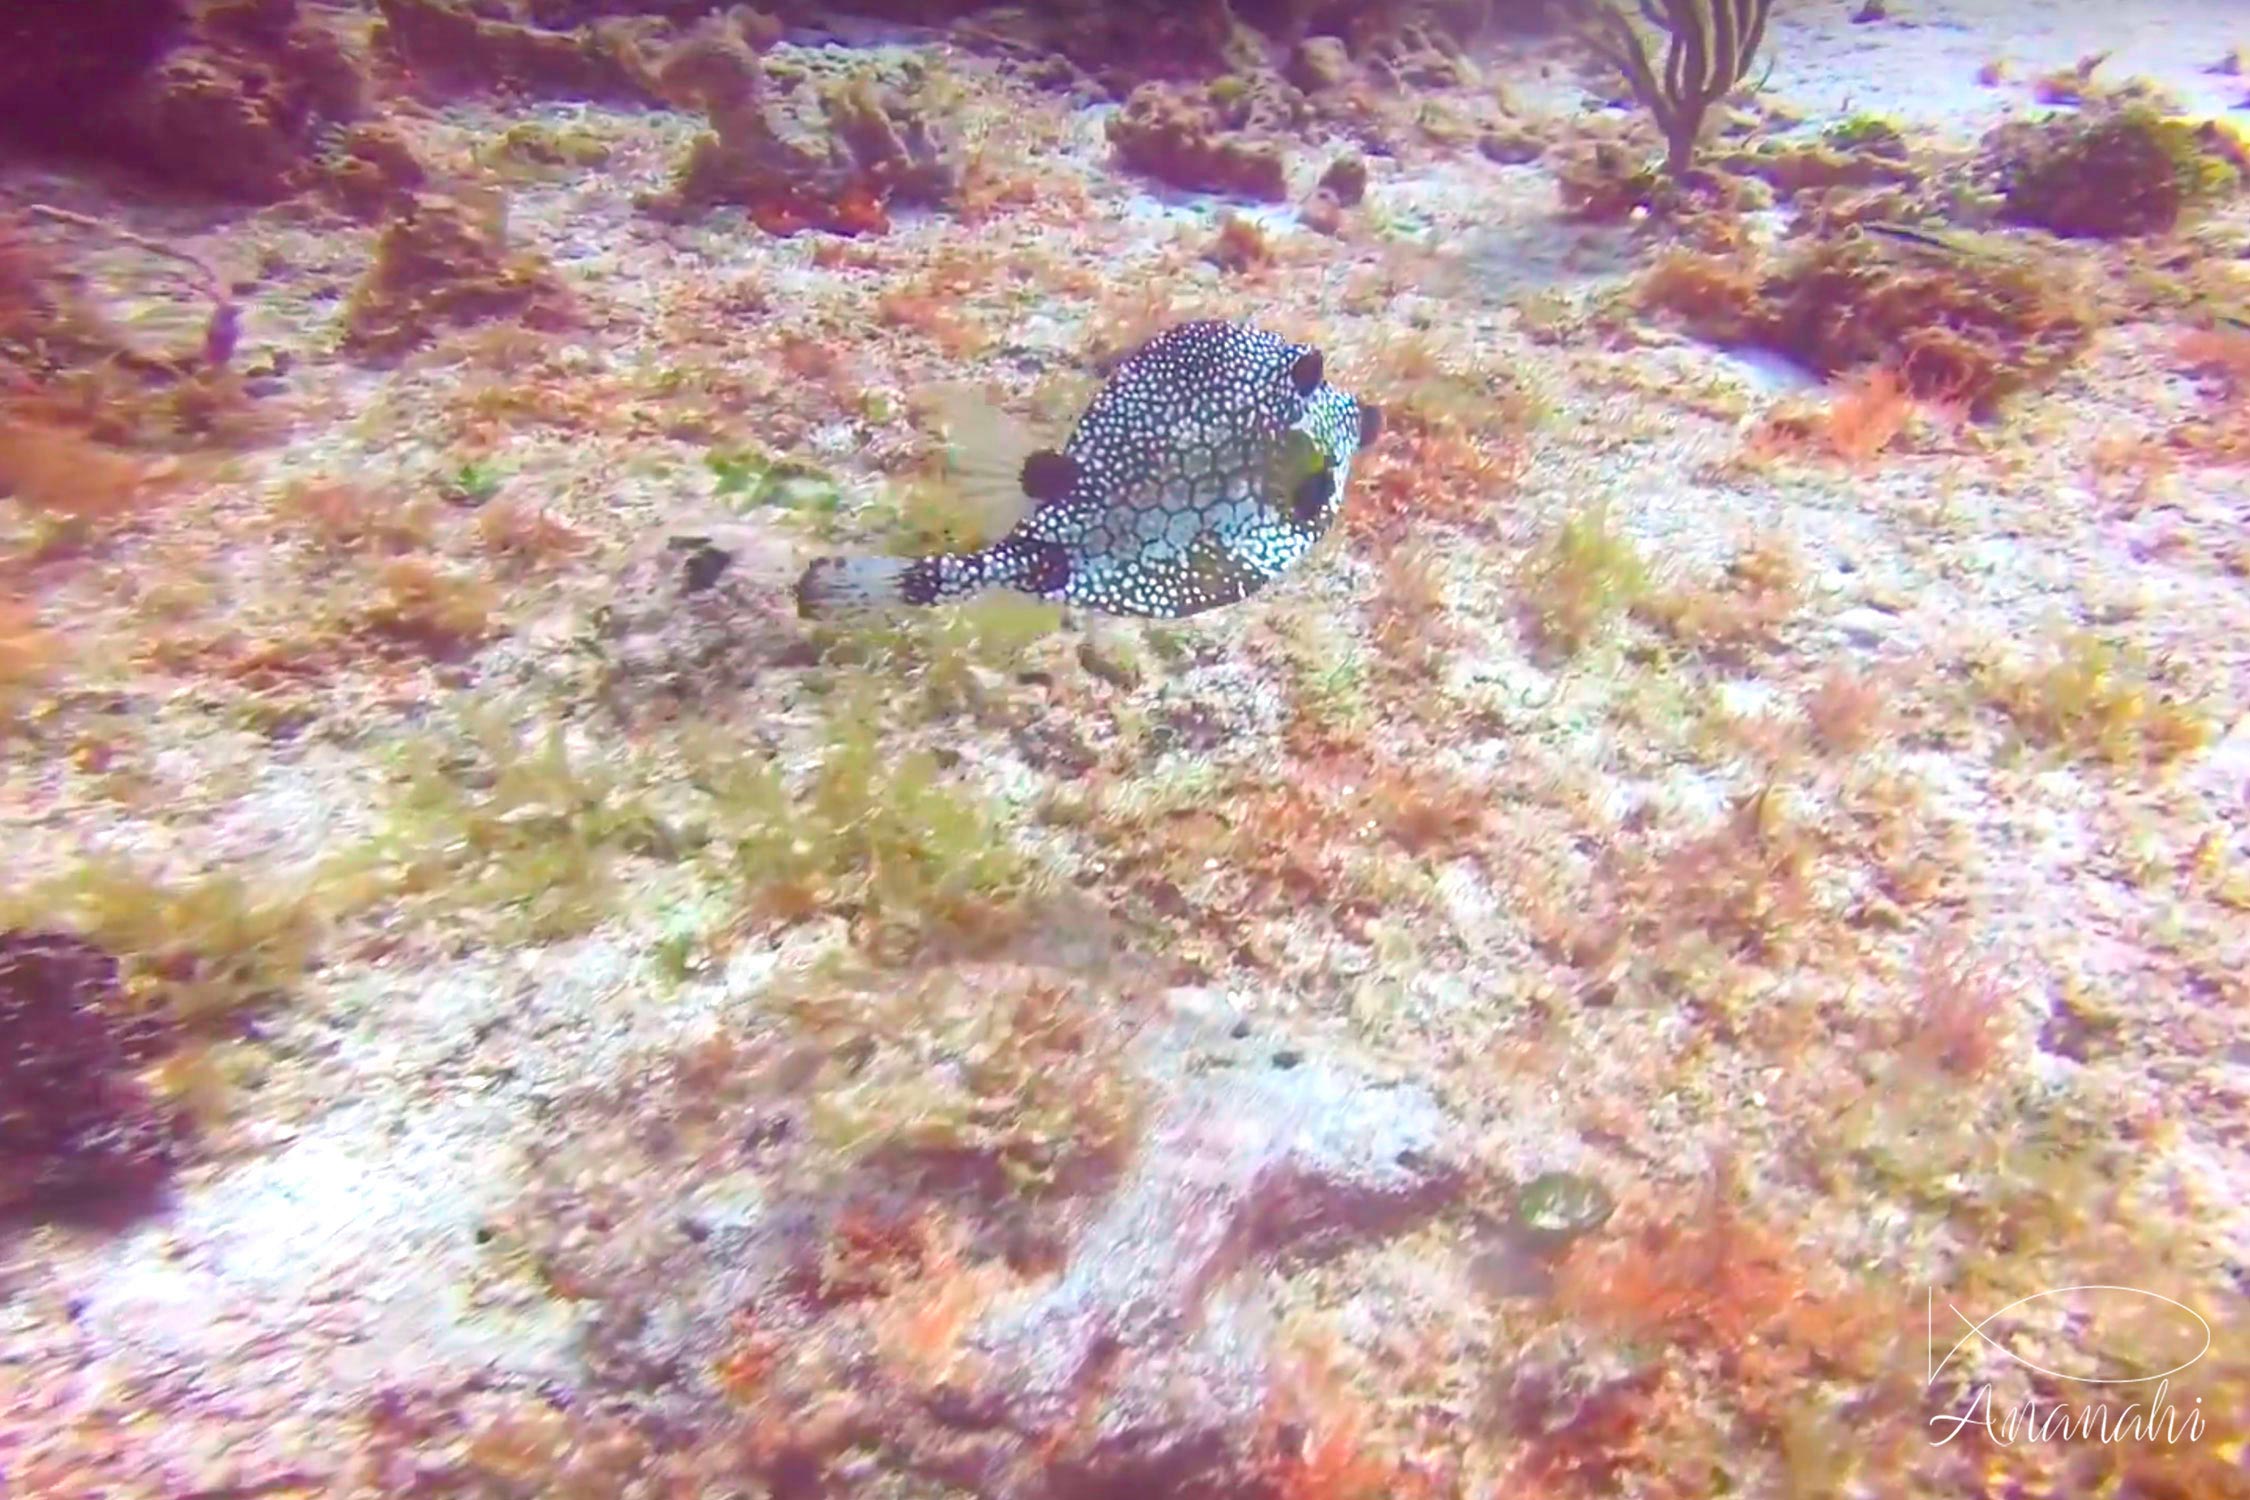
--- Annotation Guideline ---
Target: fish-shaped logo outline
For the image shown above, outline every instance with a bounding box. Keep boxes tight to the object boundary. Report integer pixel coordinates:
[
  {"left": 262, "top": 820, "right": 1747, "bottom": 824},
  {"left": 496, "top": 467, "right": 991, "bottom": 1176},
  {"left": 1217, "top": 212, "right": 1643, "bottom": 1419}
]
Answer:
[{"left": 1927, "top": 1284, "right": 2210, "bottom": 1388}]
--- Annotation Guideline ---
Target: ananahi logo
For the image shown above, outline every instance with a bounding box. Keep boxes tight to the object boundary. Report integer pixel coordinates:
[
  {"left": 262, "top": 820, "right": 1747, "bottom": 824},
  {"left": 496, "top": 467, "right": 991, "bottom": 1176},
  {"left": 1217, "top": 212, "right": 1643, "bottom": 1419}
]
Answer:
[{"left": 1924, "top": 1285, "right": 2210, "bottom": 1449}]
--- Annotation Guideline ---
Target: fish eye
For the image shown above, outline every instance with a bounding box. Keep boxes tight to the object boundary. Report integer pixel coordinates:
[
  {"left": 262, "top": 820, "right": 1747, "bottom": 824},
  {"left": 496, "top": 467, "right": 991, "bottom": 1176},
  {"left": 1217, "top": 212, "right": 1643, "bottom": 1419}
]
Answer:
[{"left": 1289, "top": 348, "right": 1324, "bottom": 396}]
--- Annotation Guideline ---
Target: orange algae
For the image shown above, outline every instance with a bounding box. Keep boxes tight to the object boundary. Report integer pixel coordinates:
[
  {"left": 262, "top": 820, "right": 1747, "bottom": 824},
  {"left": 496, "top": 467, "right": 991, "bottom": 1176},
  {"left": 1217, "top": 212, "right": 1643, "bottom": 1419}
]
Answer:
[
  {"left": 1640, "top": 235, "right": 2094, "bottom": 412},
  {"left": 0, "top": 419, "right": 160, "bottom": 519}
]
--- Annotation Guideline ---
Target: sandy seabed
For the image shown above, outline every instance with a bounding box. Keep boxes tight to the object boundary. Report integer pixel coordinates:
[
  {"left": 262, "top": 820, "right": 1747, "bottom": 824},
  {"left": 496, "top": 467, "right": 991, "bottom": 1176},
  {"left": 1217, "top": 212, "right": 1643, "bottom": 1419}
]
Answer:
[{"left": 4, "top": 2, "right": 2249, "bottom": 1497}]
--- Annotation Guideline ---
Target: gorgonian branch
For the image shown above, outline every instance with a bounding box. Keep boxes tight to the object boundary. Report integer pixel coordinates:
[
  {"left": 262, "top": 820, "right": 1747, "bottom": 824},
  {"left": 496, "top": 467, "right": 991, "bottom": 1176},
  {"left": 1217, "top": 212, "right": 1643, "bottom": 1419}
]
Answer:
[{"left": 1579, "top": 0, "right": 1773, "bottom": 178}]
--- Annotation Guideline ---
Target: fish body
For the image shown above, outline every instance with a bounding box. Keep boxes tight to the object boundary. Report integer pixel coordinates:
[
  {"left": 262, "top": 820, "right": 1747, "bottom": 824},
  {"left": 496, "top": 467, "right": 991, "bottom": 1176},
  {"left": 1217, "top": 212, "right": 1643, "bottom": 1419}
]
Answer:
[{"left": 795, "top": 319, "right": 1382, "bottom": 620}]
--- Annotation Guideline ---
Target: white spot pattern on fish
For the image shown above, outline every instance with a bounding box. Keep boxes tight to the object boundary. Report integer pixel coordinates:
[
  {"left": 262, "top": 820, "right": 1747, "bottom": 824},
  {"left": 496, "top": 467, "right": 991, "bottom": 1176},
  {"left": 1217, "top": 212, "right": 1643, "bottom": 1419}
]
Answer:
[{"left": 795, "top": 319, "right": 1382, "bottom": 621}]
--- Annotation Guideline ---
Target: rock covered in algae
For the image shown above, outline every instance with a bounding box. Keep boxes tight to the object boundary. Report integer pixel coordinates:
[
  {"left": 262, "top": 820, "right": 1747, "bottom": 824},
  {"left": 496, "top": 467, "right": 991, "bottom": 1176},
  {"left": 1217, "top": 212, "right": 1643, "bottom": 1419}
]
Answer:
[
  {"left": 125, "top": 46, "right": 319, "bottom": 199},
  {"left": 645, "top": 35, "right": 961, "bottom": 233},
  {"left": 0, "top": 928, "right": 186, "bottom": 1219},
  {"left": 1995, "top": 104, "right": 2247, "bottom": 238},
  {"left": 774, "top": 0, "right": 1259, "bottom": 94},
  {"left": 1106, "top": 74, "right": 1312, "bottom": 200},
  {"left": 962, "top": 1014, "right": 1468, "bottom": 1450},
  {"left": 341, "top": 194, "right": 578, "bottom": 360},
  {"left": 0, "top": 0, "right": 369, "bottom": 200},
  {"left": 372, "top": 0, "right": 675, "bottom": 102},
  {"left": 918, "top": 0, "right": 1499, "bottom": 97},
  {"left": 1640, "top": 230, "right": 2095, "bottom": 413},
  {"left": 546, "top": 1004, "right": 1469, "bottom": 1498},
  {"left": 0, "top": 0, "right": 186, "bottom": 150},
  {"left": 321, "top": 118, "right": 433, "bottom": 222}
]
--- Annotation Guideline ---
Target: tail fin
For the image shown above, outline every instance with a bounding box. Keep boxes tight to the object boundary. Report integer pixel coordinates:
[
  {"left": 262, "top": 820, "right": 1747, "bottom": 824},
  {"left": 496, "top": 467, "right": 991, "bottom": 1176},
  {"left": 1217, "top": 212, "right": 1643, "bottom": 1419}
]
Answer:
[
  {"left": 796, "top": 542, "right": 1048, "bottom": 619},
  {"left": 795, "top": 555, "right": 914, "bottom": 618}
]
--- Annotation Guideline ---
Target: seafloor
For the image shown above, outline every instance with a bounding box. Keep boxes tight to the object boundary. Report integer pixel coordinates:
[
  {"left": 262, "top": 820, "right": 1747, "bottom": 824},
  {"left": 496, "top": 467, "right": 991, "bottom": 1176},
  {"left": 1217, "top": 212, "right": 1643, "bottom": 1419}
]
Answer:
[{"left": 3, "top": 1, "right": 2249, "bottom": 1497}]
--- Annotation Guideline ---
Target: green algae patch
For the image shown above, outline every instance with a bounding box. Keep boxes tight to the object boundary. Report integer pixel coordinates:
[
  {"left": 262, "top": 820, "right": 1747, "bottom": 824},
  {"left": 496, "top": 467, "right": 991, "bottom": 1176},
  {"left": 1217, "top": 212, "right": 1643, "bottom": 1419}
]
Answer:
[
  {"left": 0, "top": 860, "right": 322, "bottom": 1025},
  {"left": 777, "top": 961, "right": 1141, "bottom": 1196},
  {"left": 1519, "top": 507, "right": 1651, "bottom": 656},
  {"left": 318, "top": 684, "right": 1043, "bottom": 965},
  {"left": 694, "top": 713, "right": 1036, "bottom": 962},
  {"left": 817, "top": 593, "right": 1065, "bottom": 720},
  {"left": 325, "top": 709, "right": 681, "bottom": 944},
  {"left": 1978, "top": 633, "right": 2212, "bottom": 770}
]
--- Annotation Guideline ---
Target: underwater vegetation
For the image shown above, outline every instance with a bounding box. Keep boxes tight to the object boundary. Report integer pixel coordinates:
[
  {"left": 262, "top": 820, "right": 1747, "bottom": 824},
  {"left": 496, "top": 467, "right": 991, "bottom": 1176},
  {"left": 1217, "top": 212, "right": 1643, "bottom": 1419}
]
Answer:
[
  {"left": 323, "top": 706, "right": 680, "bottom": 943},
  {"left": 1518, "top": 506, "right": 1649, "bottom": 655},
  {"left": 1978, "top": 631, "right": 2212, "bottom": 769},
  {"left": 315, "top": 690, "right": 1038, "bottom": 965},
  {"left": 0, "top": 861, "right": 321, "bottom": 1027},
  {"left": 342, "top": 192, "right": 577, "bottom": 359},
  {"left": 1579, "top": 0, "right": 1772, "bottom": 180},
  {"left": 0, "top": 213, "right": 266, "bottom": 478},
  {"left": 2000, "top": 103, "right": 2245, "bottom": 237},
  {"left": 0, "top": 0, "right": 365, "bottom": 199},
  {"left": 1637, "top": 229, "right": 2094, "bottom": 409},
  {"left": 778, "top": 962, "right": 1142, "bottom": 1195},
  {"left": 691, "top": 706, "right": 1038, "bottom": 959}
]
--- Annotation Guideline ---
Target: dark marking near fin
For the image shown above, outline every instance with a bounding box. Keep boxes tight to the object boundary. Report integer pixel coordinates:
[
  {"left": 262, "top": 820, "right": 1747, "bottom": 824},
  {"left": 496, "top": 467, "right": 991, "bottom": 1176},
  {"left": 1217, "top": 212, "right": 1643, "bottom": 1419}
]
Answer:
[
  {"left": 680, "top": 542, "right": 733, "bottom": 593},
  {"left": 1020, "top": 449, "right": 1080, "bottom": 502},
  {"left": 1358, "top": 402, "right": 1383, "bottom": 446},
  {"left": 1291, "top": 466, "right": 1334, "bottom": 525},
  {"left": 1290, "top": 348, "right": 1324, "bottom": 396}
]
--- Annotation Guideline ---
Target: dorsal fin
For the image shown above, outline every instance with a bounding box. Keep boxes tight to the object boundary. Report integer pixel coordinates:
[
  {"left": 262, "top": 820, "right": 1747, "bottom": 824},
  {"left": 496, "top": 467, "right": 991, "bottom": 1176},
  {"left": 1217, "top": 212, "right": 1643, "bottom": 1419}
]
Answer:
[{"left": 913, "top": 384, "right": 1056, "bottom": 540}]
